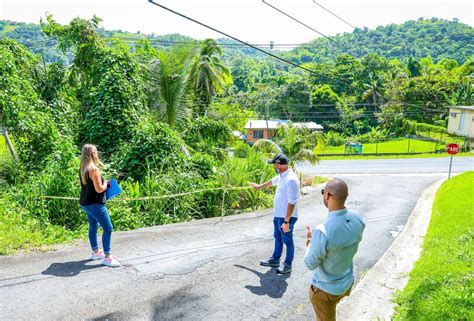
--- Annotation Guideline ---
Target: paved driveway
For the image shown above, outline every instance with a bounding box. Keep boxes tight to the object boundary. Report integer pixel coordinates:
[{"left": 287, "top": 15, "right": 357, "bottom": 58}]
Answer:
[{"left": 0, "top": 174, "right": 445, "bottom": 320}]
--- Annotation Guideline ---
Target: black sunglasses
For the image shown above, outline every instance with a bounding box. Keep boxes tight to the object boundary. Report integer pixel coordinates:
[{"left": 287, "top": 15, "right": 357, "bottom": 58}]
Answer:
[{"left": 321, "top": 189, "right": 332, "bottom": 196}]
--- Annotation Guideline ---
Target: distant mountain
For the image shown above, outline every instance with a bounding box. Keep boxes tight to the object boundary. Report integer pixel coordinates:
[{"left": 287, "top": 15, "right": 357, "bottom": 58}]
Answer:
[
  {"left": 1, "top": 17, "right": 472, "bottom": 65},
  {"left": 288, "top": 18, "right": 474, "bottom": 64}
]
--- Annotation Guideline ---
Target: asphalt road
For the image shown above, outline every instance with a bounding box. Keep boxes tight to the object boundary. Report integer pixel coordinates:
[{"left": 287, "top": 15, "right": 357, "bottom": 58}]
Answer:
[
  {"left": 299, "top": 156, "right": 474, "bottom": 174},
  {"left": 0, "top": 173, "right": 446, "bottom": 320}
]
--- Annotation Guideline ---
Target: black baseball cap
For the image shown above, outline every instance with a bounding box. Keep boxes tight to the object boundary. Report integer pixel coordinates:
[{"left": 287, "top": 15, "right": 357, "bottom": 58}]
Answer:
[{"left": 268, "top": 153, "right": 289, "bottom": 165}]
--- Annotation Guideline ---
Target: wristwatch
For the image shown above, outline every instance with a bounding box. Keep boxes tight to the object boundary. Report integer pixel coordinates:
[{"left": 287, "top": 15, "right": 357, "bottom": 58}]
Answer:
[{"left": 284, "top": 220, "right": 289, "bottom": 224}]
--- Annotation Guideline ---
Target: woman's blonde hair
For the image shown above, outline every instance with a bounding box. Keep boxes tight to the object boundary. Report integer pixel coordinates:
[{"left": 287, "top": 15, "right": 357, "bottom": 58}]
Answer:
[{"left": 80, "top": 144, "right": 103, "bottom": 184}]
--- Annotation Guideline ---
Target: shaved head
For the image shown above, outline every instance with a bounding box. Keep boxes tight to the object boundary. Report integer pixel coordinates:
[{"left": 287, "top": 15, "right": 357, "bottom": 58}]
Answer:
[{"left": 325, "top": 179, "right": 349, "bottom": 203}]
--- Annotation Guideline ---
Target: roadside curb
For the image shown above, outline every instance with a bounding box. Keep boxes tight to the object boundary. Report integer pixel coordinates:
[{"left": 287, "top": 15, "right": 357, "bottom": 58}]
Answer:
[{"left": 337, "top": 178, "right": 446, "bottom": 320}]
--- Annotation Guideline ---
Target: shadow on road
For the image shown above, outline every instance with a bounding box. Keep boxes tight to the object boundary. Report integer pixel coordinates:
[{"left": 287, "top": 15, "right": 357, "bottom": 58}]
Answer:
[
  {"left": 92, "top": 288, "right": 207, "bottom": 320},
  {"left": 151, "top": 288, "right": 207, "bottom": 320},
  {"left": 235, "top": 264, "right": 290, "bottom": 298},
  {"left": 41, "top": 260, "right": 102, "bottom": 277}
]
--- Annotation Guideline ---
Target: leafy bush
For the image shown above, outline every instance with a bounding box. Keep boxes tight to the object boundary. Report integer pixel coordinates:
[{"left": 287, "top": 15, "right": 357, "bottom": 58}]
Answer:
[
  {"left": 324, "top": 131, "right": 346, "bottom": 146},
  {"left": 0, "top": 157, "right": 25, "bottom": 186},
  {"left": 183, "top": 116, "right": 231, "bottom": 151},
  {"left": 190, "top": 152, "right": 216, "bottom": 179},
  {"left": 0, "top": 38, "right": 60, "bottom": 170},
  {"left": 233, "top": 140, "right": 252, "bottom": 158},
  {"left": 212, "top": 149, "right": 275, "bottom": 213},
  {"left": 6, "top": 138, "right": 83, "bottom": 229},
  {"left": 353, "top": 127, "right": 392, "bottom": 143},
  {"left": 113, "top": 121, "right": 187, "bottom": 181},
  {"left": 41, "top": 16, "right": 145, "bottom": 154}
]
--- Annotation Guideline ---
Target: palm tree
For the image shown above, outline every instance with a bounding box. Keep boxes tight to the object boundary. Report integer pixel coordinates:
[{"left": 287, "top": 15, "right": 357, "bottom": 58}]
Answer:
[
  {"left": 190, "top": 39, "right": 232, "bottom": 116},
  {"left": 252, "top": 123, "right": 325, "bottom": 169},
  {"left": 147, "top": 46, "right": 196, "bottom": 128},
  {"left": 363, "top": 73, "right": 384, "bottom": 105}
]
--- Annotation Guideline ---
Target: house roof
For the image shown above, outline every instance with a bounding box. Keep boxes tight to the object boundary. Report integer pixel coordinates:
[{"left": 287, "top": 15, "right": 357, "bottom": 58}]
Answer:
[
  {"left": 244, "top": 120, "right": 323, "bottom": 130},
  {"left": 449, "top": 106, "right": 474, "bottom": 112}
]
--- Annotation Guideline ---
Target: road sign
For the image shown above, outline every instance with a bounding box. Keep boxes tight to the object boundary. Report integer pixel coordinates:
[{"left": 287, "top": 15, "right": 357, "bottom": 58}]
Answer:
[
  {"left": 446, "top": 143, "right": 460, "bottom": 178},
  {"left": 446, "top": 143, "right": 460, "bottom": 155}
]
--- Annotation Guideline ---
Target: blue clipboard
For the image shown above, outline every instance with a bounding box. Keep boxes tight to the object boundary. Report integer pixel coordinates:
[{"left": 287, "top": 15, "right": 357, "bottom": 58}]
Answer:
[{"left": 106, "top": 178, "right": 122, "bottom": 201}]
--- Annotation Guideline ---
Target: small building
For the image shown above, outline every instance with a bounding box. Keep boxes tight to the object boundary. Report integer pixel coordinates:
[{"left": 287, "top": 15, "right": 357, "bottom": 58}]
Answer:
[
  {"left": 447, "top": 106, "right": 474, "bottom": 137},
  {"left": 447, "top": 106, "right": 474, "bottom": 150},
  {"left": 244, "top": 120, "right": 323, "bottom": 144}
]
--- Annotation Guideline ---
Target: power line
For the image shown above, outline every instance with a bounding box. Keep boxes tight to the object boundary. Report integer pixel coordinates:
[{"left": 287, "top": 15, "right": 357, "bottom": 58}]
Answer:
[
  {"left": 7, "top": 36, "right": 318, "bottom": 51},
  {"left": 262, "top": 0, "right": 341, "bottom": 47},
  {"left": 311, "top": 0, "right": 356, "bottom": 29},
  {"left": 147, "top": 0, "right": 350, "bottom": 86},
  {"left": 212, "top": 109, "right": 454, "bottom": 119}
]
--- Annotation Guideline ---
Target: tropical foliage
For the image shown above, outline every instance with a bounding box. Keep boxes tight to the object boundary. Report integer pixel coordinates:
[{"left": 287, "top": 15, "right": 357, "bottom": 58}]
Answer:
[{"left": 0, "top": 15, "right": 472, "bottom": 254}]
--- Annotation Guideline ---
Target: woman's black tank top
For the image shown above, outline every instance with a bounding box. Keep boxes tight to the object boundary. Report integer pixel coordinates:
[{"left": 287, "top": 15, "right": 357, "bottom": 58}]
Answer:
[{"left": 79, "top": 170, "right": 106, "bottom": 205}]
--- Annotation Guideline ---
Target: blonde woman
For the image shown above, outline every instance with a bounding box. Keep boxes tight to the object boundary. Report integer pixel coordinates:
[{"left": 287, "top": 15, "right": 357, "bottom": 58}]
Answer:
[{"left": 79, "top": 144, "right": 121, "bottom": 267}]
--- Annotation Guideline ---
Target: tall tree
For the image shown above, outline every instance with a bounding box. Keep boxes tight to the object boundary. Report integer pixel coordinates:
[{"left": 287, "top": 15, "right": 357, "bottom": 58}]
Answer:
[
  {"left": 253, "top": 123, "right": 325, "bottom": 169},
  {"left": 190, "top": 39, "right": 231, "bottom": 116},
  {"left": 41, "top": 15, "right": 145, "bottom": 154},
  {"left": 362, "top": 73, "right": 385, "bottom": 105},
  {"left": 147, "top": 46, "right": 195, "bottom": 127}
]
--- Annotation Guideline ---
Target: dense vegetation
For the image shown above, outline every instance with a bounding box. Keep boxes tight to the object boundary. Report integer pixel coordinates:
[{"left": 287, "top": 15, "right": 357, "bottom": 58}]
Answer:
[
  {"left": 2, "top": 18, "right": 473, "bottom": 64},
  {"left": 0, "top": 15, "right": 472, "bottom": 253},
  {"left": 289, "top": 18, "right": 474, "bottom": 64}
]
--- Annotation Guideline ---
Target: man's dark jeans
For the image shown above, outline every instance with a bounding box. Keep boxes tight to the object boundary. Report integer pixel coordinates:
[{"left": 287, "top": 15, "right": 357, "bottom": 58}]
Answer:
[{"left": 272, "top": 217, "right": 298, "bottom": 265}]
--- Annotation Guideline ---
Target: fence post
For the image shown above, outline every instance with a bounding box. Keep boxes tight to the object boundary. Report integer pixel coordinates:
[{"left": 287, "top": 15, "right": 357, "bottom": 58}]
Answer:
[
  {"left": 220, "top": 188, "right": 226, "bottom": 222},
  {"left": 407, "top": 136, "right": 411, "bottom": 153},
  {"left": 39, "top": 181, "right": 46, "bottom": 215}
]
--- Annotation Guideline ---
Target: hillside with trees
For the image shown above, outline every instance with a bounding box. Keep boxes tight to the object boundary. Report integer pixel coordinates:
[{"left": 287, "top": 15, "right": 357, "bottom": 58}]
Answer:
[
  {"left": 0, "top": 15, "right": 472, "bottom": 254},
  {"left": 2, "top": 18, "right": 473, "bottom": 64},
  {"left": 288, "top": 18, "right": 474, "bottom": 64}
]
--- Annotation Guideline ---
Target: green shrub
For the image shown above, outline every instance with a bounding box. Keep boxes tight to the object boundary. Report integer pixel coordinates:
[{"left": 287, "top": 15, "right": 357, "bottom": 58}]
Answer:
[
  {"left": 212, "top": 149, "right": 275, "bottom": 213},
  {"left": 0, "top": 157, "right": 25, "bottom": 187},
  {"left": 190, "top": 152, "right": 216, "bottom": 179},
  {"left": 0, "top": 38, "right": 60, "bottom": 170},
  {"left": 233, "top": 140, "right": 252, "bottom": 158},
  {"left": 183, "top": 116, "right": 231, "bottom": 151},
  {"left": 324, "top": 131, "right": 346, "bottom": 146},
  {"left": 113, "top": 121, "right": 187, "bottom": 181}
]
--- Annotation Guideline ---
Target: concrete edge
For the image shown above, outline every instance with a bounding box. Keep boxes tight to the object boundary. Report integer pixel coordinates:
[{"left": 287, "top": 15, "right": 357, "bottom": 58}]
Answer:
[{"left": 337, "top": 177, "right": 446, "bottom": 321}]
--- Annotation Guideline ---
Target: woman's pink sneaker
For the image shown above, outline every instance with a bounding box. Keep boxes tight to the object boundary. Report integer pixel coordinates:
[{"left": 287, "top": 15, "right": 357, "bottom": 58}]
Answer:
[
  {"left": 101, "top": 256, "right": 121, "bottom": 267},
  {"left": 89, "top": 250, "right": 105, "bottom": 260}
]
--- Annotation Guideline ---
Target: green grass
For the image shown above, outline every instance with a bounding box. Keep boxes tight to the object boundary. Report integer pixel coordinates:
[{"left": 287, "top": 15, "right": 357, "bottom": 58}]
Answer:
[
  {"left": 394, "top": 171, "right": 474, "bottom": 320},
  {"left": 0, "top": 198, "right": 81, "bottom": 255},
  {"left": 322, "top": 138, "right": 440, "bottom": 155}
]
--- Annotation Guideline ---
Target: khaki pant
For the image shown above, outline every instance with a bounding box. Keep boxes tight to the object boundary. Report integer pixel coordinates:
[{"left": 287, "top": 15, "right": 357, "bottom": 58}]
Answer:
[{"left": 309, "top": 285, "right": 352, "bottom": 321}]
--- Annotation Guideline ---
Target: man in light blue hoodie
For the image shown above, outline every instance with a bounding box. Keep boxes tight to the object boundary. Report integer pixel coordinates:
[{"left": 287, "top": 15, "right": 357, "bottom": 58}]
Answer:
[{"left": 304, "top": 179, "right": 365, "bottom": 321}]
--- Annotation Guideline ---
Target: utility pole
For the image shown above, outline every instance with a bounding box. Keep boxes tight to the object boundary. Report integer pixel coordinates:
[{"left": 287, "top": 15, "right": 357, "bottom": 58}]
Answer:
[{"left": 261, "top": 92, "right": 270, "bottom": 140}]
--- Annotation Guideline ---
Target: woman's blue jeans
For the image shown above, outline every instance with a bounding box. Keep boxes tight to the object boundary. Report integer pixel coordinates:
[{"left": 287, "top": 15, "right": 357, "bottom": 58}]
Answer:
[
  {"left": 272, "top": 217, "right": 298, "bottom": 265},
  {"left": 80, "top": 203, "right": 113, "bottom": 254}
]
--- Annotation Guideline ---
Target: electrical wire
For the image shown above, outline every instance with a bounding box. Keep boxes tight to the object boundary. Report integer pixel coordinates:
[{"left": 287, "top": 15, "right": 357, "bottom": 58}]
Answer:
[
  {"left": 147, "top": 0, "right": 350, "bottom": 86},
  {"left": 311, "top": 0, "right": 356, "bottom": 29},
  {"left": 262, "top": 0, "right": 341, "bottom": 47}
]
